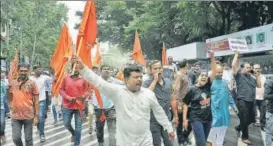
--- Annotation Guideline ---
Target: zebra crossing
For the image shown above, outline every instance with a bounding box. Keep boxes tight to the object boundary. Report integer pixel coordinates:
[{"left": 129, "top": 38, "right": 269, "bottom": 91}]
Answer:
[{"left": 1, "top": 111, "right": 266, "bottom": 146}]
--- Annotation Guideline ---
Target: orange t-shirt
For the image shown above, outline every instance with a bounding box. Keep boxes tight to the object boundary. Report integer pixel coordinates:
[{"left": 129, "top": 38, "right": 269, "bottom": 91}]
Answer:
[{"left": 9, "top": 78, "right": 39, "bottom": 119}]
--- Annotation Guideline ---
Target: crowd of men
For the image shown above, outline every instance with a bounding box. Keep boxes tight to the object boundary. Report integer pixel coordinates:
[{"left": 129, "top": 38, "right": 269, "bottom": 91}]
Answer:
[{"left": 0, "top": 51, "right": 273, "bottom": 146}]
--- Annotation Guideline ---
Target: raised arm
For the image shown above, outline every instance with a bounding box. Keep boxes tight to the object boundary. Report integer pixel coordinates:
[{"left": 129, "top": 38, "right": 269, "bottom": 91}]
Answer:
[
  {"left": 80, "top": 66, "right": 120, "bottom": 101},
  {"left": 209, "top": 52, "right": 217, "bottom": 82},
  {"left": 232, "top": 51, "right": 239, "bottom": 75}
]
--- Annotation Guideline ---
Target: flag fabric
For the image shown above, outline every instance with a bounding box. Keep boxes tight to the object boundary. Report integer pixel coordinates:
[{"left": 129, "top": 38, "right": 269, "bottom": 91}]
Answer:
[
  {"left": 116, "top": 68, "right": 124, "bottom": 81},
  {"left": 132, "top": 30, "right": 146, "bottom": 65},
  {"left": 8, "top": 50, "right": 19, "bottom": 82},
  {"left": 94, "top": 42, "right": 102, "bottom": 66},
  {"left": 162, "top": 42, "right": 168, "bottom": 65},
  {"left": 76, "top": 1, "right": 97, "bottom": 68},
  {"left": 50, "top": 24, "right": 73, "bottom": 97},
  {"left": 75, "top": 1, "right": 105, "bottom": 120},
  {"left": 50, "top": 24, "right": 73, "bottom": 73}
]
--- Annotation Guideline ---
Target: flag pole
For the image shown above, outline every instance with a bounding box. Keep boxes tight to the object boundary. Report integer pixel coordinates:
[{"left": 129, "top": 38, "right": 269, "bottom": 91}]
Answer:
[{"left": 71, "top": 37, "right": 83, "bottom": 75}]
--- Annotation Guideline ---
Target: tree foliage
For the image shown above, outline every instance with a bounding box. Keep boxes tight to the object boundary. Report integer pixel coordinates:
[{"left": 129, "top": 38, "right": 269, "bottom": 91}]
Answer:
[
  {"left": 76, "top": 1, "right": 272, "bottom": 60},
  {"left": 1, "top": 1, "right": 68, "bottom": 67}
]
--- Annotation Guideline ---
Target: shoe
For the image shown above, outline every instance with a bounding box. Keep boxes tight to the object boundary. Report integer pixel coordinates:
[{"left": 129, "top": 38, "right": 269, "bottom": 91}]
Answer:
[
  {"left": 71, "top": 136, "right": 74, "bottom": 143},
  {"left": 40, "top": 135, "right": 45, "bottom": 143},
  {"left": 242, "top": 139, "right": 252, "bottom": 145},
  {"left": 98, "top": 143, "right": 104, "bottom": 146}
]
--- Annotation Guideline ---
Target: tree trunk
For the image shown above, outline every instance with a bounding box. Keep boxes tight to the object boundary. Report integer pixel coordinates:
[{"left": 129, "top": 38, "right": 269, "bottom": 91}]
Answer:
[{"left": 30, "top": 34, "right": 37, "bottom": 68}]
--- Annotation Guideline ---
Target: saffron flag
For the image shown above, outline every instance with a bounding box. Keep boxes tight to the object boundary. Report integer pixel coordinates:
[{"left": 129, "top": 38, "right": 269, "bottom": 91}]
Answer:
[
  {"left": 132, "top": 30, "right": 146, "bottom": 65},
  {"left": 162, "top": 42, "right": 168, "bottom": 65},
  {"left": 8, "top": 50, "right": 19, "bottom": 82},
  {"left": 76, "top": 1, "right": 97, "bottom": 68},
  {"left": 50, "top": 24, "right": 73, "bottom": 97}
]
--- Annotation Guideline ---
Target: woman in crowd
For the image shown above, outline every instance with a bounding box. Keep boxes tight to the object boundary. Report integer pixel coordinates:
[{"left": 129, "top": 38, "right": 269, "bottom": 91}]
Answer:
[{"left": 183, "top": 70, "right": 212, "bottom": 146}]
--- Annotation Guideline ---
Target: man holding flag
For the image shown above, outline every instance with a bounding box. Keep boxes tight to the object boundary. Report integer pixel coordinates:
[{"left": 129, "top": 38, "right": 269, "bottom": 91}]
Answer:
[{"left": 59, "top": 62, "right": 89, "bottom": 146}]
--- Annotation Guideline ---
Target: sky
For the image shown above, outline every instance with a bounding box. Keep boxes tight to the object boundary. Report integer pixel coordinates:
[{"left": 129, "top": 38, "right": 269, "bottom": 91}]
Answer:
[
  {"left": 58, "top": 1, "right": 85, "bottom": 43},
  {"left": 58, "top": 1, "right": 109, "bottom": 55}
]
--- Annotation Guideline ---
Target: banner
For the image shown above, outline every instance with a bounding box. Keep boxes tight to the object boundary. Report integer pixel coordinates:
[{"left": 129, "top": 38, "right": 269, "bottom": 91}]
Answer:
[
  {"left": 206, "top": 24, "right": 273, "bottom": 57},
  {"left": 228, "top": 38, "right": 249, "bottom": 52}
]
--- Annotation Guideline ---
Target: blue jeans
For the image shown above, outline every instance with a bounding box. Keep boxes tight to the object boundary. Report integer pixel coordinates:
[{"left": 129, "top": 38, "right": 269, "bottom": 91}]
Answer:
[
  {"left": 4, "top": 96, "right": 10, "bottom": 114},
  {"left": 37, "top": 100, "right": 46, "bottom": 136},
  {"left": 52, "top": 104, "right": 57, "bottom": 121},
  {"left": 62, "top": 107, "right": 82, "bottom": 146},
  {"left": 265, "top": 112, "right": 273, "bottom": 146},
  {"left": 0, "top": 109, "right": 5, "bottom": 135},
  {"left": 191, "top": 121, "right": 211, "bottom": 146}
]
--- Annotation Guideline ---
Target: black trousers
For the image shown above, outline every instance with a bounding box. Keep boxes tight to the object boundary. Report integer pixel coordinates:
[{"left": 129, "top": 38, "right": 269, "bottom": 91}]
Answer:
[
  {"left": 255, "top": 100, "right": 266, "bottom": 127},
  {"left": 237, "top": 100, "right": 255, "bottom": 139},
  {"left": 45, "top": 91, "right": 51, "bottom": 119},
  {"left": 177, "top": 112, "right": 192, "bottom": 144},
  {"left": 94, "top": 107, "right": 116, "bottom": 145}
]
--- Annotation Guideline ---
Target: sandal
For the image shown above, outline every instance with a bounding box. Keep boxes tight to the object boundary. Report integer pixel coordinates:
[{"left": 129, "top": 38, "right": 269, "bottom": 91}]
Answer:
[{"left": 242, "top": 139, "right": 252, "bottom": 145}]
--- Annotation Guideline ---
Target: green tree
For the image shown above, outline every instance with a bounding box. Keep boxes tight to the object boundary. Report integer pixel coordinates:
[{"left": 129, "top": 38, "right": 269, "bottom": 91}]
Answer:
[
  {"left": 74, "top": 1, "right": 273, "bottom": 61},
  {"left": 0, "top": 1, "right": 69, "bottom": 67}
]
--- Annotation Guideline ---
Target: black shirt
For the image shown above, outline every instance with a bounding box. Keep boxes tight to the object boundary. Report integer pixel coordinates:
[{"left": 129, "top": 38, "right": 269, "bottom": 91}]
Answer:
[
  {"left": 234, "top": 73, "right": 257, "bottom": 102},
  {"left": 183, "top": 79, "right": 212, "bottom": 123},
  {"left": 264, "top": 80, "right": 273, "bottom": 113},
  {"left": 142, "top": 77, "right": 173, "bottom": 122}
]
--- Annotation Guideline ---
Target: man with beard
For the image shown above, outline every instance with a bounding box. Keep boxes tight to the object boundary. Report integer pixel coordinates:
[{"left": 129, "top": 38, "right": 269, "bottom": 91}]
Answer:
[
  {"left": 71, "top": 55, "right": 174, "bottom": 146},
  {"left": 232, "top": 51, "right": 262, "bottom": 144},
  {"left": 30, "top": 65, "right": 52, "bottom": 143},
  {"left": 143, "top": 60, "right": 177, "bottom": 146},
  {"left": 59, "top": 63, "right": 89, "bottom": 146},
  {"left": 9, "top": 64, "right": 39, "bottom": 146},
  {"left": 173, "top": 59, "right": 193, "bottom": 146},
  {"left": 207, "top": 52, "right": 238, "bottom": 146}
]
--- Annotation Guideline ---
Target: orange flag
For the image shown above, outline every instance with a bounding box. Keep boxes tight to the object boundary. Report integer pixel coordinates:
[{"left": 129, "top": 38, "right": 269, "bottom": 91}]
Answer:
[
  {"left": 132, "top": 30, "right": 146, "bottom": 65},
  {"left": 50, "top": 24, "right": 73, "bottom": 97},
  {"left": 8, "top": 50, "right": 19, "bottom": 82},
  {"left": 162, "top": 42, "right": 168, "bottom": 65},
  {"left": 116, "top": 68, "right": 124, "bottom": 81},
  {"left": 76, "top": 1, "right": 97, "bottom": 68},
  {"left": 94, "top": 42, "right": 102, "bottom": 66},
  {"left": 50, "top": 24, "right": 73, "bottom": 73}
]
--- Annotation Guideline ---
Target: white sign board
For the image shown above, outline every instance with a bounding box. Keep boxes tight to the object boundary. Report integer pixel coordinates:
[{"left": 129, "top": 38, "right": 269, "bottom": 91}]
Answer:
[
  {"left": 228, "top": 38, "right": 249, "bottom": 52},
  {"left": 206, "top": 24, "right": 273, "bottom": 57}
]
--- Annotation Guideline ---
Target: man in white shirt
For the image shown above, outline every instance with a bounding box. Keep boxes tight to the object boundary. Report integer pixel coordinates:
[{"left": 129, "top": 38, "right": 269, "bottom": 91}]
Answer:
[
  {"left": 30, "top": 65, "right": 52, "bottom": 143},
  {"left": 253, "top": 64, "right": 267, "bottom": 131},
  {"left": 71, "top": 55, "right": 174, "bottom": 146}
]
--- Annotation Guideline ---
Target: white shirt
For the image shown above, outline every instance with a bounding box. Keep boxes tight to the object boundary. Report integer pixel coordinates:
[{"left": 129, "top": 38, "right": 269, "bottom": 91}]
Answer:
[
  {"left": 80, "top": 66, "right": 173, "bottom": 146},
  {"left": 30, "top": 75, "right": 51, "bottom": 101},
  {"left": 256, "top": 75, "right": 266, "bottom": 100}
]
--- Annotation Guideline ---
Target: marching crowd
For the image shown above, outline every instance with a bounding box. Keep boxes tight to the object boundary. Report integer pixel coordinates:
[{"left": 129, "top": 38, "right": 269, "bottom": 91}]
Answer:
[{"left": 0, "top": 51, "right": 273, "bottom": 146}]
